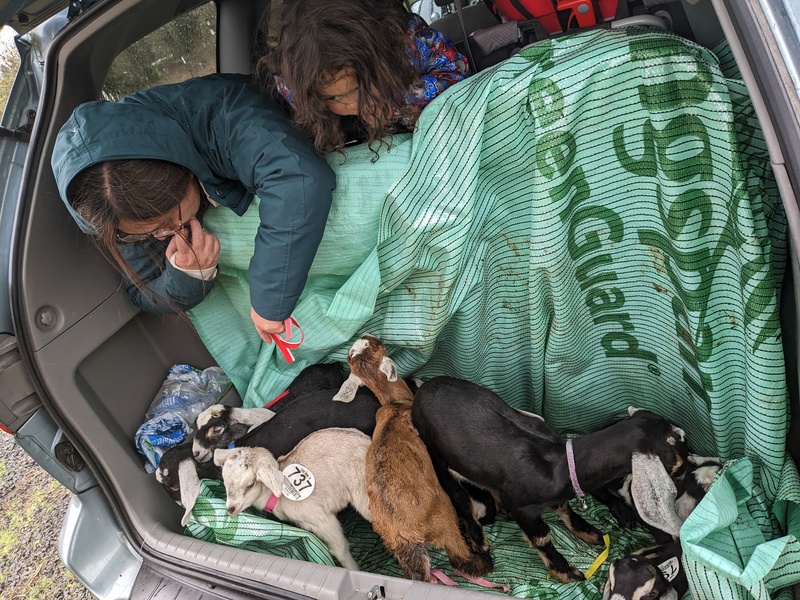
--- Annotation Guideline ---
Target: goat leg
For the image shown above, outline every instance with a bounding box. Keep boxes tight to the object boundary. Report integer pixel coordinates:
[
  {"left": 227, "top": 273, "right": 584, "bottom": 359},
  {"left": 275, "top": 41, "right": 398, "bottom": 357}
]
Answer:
[
  {"left": 591, "top": 485, "right": 640, "bottom": 530},
  {"left": 461, "top": 480, "right": 498, "bottom": 525},
  {"left": 428, "top": 506, "right": 494, "bottom": 577},
  {"left": 304, "top": 515, "right": 360, "bottom": 571},
  {"left": 513, "top": 505, "right": 584, "bottom": 583},
  {"left": 424, "top": 446, "right": 491, "bottom": 554},
  {"left": 553, "top": 502, "right": 604, "bottom": 545},
  {"left": 386, "top": 537, "right": 431, "bottom": 581}
]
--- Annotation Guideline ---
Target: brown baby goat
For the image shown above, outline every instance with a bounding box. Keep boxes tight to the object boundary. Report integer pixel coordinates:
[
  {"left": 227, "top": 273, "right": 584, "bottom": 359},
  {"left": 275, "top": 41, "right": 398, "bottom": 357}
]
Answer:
[{"left": 333, "top": 334, "right": 493, "bottom": 582}]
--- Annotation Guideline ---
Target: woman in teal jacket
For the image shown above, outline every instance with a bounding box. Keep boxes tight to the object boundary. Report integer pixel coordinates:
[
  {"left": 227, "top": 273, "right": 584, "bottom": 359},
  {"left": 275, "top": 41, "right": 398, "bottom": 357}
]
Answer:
[{"left": 52, "top": 73, "right": 335, "bottom": 341}]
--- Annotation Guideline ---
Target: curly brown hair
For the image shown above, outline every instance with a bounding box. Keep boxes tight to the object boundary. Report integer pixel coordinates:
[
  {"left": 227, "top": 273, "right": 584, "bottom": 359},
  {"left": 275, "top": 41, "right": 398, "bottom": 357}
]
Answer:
[{"left": 256, "top": 0, "right": 419, "bottom": 155}]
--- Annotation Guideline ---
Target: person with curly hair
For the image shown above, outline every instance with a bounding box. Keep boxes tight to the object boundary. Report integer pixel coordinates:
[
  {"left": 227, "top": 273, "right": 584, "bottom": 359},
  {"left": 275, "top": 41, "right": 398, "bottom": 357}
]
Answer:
[{"left": 258, "top": 0, "right": 470, "bottom": 154}]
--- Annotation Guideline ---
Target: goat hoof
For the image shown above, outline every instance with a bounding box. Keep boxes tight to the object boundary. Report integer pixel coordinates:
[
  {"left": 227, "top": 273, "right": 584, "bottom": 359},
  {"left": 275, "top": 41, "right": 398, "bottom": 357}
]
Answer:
[
  {"left": 548, "top": 567, "right": 585, "bottom": 583},
  {"left": 472, "top": 550, "right": 494, "bottom": 576}
]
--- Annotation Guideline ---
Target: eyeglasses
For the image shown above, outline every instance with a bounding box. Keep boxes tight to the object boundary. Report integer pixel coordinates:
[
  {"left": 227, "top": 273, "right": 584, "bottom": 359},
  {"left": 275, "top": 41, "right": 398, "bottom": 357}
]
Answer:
[{"left": 116, "top": 203, "right": 184, "bottom": 244}]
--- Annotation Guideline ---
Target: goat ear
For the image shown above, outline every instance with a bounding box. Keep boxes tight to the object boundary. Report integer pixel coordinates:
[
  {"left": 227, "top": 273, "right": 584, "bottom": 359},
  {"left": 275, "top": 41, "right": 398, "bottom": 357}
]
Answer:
[
  {"left": 601, "top": 564, "right": 614, "bottom": 600},
  {"left": 379, "top": 357, "right": 398, "bottom": 382},
  {"left": 178, "top": 460, "right": 202, "bottom": 527},
  {"left": 333, "top": 373, "right": 363, "bottom": 402},
  {"left": 231, "top": 407, "right": 275, "bottom": 428},
  {"left": 670, "top": 424, "right": 686, "bottom": 443},
  {"left": 630, "top": 452, "right": 683, "bottom": 538},
  {"left": 255, "top": 455, "right": 285, "bottom": 497},
  {"left": 214, "top": 448, "right": 232, "bottom": 467}
]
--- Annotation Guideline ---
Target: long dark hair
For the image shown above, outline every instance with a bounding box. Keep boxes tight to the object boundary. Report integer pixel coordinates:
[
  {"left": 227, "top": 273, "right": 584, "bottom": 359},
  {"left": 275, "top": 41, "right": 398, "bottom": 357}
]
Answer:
[
  {"left": 256, "top": 0, "right": 419, "bottom": 154},
  {"left": 67, "top": 159, "right": 195, "bottom": 298}
]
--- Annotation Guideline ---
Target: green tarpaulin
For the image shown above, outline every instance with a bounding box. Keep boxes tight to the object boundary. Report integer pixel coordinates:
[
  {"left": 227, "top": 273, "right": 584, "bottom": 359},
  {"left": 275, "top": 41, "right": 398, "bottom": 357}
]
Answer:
[{"left": 186, "top": 27, "right": 798, "bottom": 599}]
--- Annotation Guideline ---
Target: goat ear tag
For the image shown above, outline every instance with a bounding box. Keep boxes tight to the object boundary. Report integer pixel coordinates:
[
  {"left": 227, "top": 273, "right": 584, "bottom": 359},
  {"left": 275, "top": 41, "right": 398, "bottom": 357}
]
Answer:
[
  {"left": 657, "top": 557, "right": 680, "bottom": 582},
  {"left": 281, "top": 463, "right": 315, "bottom": 501}
]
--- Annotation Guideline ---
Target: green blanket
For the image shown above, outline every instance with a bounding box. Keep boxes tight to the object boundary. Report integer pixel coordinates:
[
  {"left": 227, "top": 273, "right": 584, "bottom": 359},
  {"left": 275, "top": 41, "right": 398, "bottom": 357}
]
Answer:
[{"left": 187, "top": 27, "right": 798, "bottom": 598}]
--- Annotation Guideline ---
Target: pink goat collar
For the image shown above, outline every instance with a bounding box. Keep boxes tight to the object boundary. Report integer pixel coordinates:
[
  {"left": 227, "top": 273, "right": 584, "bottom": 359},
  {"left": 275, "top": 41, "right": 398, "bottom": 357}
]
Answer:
[
  {"left": 566, "top": 439, "right": 587, "bottom": 508},
  {"left": 264, "top": 493, "right": 280, "bottom": 513}
]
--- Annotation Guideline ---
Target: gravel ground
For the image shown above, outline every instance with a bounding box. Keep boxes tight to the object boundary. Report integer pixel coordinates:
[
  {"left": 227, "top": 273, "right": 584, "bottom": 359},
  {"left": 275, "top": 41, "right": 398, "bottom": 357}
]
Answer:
[{"left": 0, "top": 432, "right": 95, "bottom": 600}]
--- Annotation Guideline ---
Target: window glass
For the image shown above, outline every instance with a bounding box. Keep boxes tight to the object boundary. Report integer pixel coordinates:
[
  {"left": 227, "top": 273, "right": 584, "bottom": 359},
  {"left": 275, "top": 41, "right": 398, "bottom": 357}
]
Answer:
[
  {"left": 0, "top": 26, "right": 20, "bottom": 119},
  {"left": 411, "top": 0, "right": 448, "bottom": 24},
  {"left": 103, "top": 2, "right": 217, "bottom": 100}
]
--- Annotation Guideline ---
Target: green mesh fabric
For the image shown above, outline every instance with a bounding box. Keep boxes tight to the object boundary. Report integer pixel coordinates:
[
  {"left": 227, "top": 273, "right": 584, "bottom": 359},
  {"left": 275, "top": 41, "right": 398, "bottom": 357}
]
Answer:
[
  {"left": 186, "top": 478, "right": 657, "bottom": 598},
  {"left": 186, "top": 28, "right": 798, "bottom": 598}
]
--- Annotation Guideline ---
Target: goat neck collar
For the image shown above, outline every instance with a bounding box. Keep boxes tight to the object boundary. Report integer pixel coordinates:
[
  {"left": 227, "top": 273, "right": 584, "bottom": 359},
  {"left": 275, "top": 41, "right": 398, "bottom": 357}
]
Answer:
[
  {"left": 264, "top": 493, "right": 280, "bottom": 513},
  {"left": 390, "top": 398, "right": 413, "bottom": 407},
  {"left": 566, "top": 439, "right": 587, "bottom": 508}
]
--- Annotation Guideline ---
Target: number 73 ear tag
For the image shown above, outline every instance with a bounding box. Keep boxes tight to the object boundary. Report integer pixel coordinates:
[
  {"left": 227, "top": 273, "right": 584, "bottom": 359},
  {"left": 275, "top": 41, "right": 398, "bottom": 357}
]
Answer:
[{"left": 281, "top": 463, "right": 315, "bottom": 501}]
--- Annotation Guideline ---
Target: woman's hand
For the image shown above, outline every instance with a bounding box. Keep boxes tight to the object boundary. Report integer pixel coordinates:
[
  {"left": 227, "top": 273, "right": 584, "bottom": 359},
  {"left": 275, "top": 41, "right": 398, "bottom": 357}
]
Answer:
[
  {"left": 250, "top": 307, "right": 286, "bottom": 343},
  {"left": 167, "top": 218, "right": 220, "bottom": 271}
]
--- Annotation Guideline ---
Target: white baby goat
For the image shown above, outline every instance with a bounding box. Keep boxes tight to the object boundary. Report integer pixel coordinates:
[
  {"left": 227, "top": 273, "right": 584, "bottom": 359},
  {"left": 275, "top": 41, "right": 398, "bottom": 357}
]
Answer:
[{"left": 213, "top": 427, "right": 371, "bottom": 571}]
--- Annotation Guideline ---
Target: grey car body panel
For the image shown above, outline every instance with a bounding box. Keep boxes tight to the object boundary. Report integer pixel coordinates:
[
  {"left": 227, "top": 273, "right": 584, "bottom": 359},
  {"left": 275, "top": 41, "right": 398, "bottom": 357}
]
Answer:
[
  {"left": 14, "top": 407, "right": 96, "bottom": 492},
  {"left": 2, "top": 0, "right": 800, "bottom": 598},
  {"left": 59, "top": 486, "right": 142, "bottom": 600},
  {"left": 0, "top": 0, "right": 79, "bottom": 33}
]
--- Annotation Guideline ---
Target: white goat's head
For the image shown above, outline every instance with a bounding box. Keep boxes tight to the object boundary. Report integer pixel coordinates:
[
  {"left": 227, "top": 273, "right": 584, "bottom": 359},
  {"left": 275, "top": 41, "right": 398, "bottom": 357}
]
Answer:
[
  {"left": 333, "top": 334, "right": 406, "bottom": 404},
  {"left": 214, "top": 447, "right": 284, "bottom": 516}
]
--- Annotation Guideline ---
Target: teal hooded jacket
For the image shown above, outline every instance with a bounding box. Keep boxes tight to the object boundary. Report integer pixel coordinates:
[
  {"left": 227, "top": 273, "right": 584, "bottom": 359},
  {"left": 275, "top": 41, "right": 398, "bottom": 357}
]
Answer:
[{"left": 51, "top": 73, "right": 335, "bottom": 321}]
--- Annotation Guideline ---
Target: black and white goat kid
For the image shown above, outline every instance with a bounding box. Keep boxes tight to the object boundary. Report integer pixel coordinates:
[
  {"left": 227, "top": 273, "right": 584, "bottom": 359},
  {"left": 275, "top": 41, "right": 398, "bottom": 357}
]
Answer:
[
  {"left": 602, "top": 455, "right": 721, "bottom": 599},
  {"left": 191, "top": 362, "right": 347, "bottom": 461},
  {"left": 411, "top": 377, "right": 689, "bottom": 583},
  {"left": 155, "top": 442, "right": 223, "bottom": 526},
  {"left": 191, "top": 361, "right": 388, "bottom": 463},
  {"left": 595, "top": 454, "right": 722, "bottom": 542},
  {"left": 603, "top": 541, "right": 687, "bottom": 600}
]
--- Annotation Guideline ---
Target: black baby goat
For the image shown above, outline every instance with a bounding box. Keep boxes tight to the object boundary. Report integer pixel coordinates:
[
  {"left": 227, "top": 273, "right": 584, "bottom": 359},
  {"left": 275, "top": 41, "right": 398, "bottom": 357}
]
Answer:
[{"left": 412, "top": 376, "right": 689, "bottom": 583}]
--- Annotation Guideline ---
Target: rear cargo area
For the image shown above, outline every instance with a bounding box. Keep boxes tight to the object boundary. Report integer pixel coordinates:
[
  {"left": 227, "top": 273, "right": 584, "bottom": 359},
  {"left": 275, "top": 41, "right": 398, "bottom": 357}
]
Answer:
[{"left": 17, "top": 0, "right": 800, "bottom": 598}]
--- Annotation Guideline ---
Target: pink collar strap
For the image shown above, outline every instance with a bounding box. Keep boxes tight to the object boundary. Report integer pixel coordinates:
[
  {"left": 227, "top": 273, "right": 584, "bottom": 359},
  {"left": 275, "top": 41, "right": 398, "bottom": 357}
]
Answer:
[
  {"left": 264, "top": 493, "right": 280, "bottom": 513},
  {"left": 268, "top": 317, "right": 304, "bottom": 363},
  {"left": 429, "top": 569, "right": 509, "bottom": 593},
  {"left": 566, "top": 438, "right": 587, "bottom": 507}
]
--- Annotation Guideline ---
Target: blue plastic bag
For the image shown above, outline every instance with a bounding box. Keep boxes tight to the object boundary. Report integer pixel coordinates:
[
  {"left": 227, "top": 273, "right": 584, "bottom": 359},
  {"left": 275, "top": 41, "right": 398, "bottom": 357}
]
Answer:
[{"left": 135, "top": 364, "right": 231, "bottom": 471}]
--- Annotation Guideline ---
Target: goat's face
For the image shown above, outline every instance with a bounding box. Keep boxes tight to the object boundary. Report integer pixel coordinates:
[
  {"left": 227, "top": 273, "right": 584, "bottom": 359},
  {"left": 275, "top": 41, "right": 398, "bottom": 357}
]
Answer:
[
  {"left": 155, "top": 444, "right": 195, "bottom": 504},
  {"left": 215, "top": 447, "right": 281, "bottom": 516},
  {"left": 628, "top": 409, "right": 688, "bottom": 476},
  {"left": 603, "top": 556, "right": 678, "bottom": 600},
  {"left": 193, "top": 404, "right": 234, "bottom": 462},
  {"left": 344, "top": 334, "right": 409, "bottom": 401},
  {"left": 347, "top": 335, "right": 393, "bottom": 381}
]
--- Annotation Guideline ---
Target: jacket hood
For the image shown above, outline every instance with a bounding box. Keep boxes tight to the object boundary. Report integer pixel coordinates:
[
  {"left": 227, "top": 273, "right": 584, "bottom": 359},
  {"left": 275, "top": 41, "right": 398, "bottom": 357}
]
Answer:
[{"left": 51, "top": 100, "right": 217, "bottom": 234}]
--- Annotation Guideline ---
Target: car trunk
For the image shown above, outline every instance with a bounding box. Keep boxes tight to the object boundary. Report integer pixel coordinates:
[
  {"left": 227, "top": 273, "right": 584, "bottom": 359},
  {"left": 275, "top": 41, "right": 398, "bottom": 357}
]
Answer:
[{"left": 12, "top": 0, "right": 800, "bottom": 598}]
